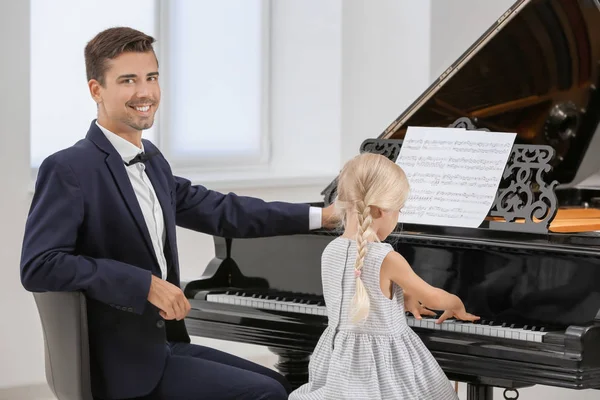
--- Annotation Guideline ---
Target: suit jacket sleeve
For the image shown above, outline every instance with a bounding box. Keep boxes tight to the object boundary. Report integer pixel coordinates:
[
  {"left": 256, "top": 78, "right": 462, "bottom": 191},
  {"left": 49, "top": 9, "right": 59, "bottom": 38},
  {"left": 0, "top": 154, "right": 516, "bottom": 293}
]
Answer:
[
  {"left": 20, "top": 155, "right": 152, "bottom": 315},
  {"left": 173, "top": 175, "right": 311, "bottom": 237}
]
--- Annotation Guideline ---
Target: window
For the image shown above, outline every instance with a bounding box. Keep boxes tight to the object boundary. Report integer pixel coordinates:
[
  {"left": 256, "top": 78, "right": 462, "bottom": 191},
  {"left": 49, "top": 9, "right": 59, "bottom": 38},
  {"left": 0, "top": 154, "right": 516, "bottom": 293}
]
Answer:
[
  {"left": 30, "top": 0, "right": 268, "bottom": 173},
  {"left": 30, "top": 0, "right": 157, "bottom": 168},
  {"left": 159, "top": 0, "right": 270, "bottom": 169}
]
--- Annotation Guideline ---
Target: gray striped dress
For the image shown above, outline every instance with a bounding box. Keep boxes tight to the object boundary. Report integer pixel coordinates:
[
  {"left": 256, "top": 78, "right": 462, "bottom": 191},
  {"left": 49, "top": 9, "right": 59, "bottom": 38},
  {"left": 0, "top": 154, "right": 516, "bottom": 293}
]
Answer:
[{"left": 289, "top": 237, "right": 458, "bottom": 400}]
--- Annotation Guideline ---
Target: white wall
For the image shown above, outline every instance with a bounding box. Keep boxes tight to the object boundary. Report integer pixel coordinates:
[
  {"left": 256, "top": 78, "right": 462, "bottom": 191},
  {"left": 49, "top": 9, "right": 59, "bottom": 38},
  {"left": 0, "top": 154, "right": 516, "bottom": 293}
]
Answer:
[
  {"left": 0, "top": 1, "right": 598, "bottom": 399},
  {"left": 341, "top": 0, "right": 432, "bottom": 162},
  {"left": 0, "top": 0, "right": 46, "bottom": 389}
]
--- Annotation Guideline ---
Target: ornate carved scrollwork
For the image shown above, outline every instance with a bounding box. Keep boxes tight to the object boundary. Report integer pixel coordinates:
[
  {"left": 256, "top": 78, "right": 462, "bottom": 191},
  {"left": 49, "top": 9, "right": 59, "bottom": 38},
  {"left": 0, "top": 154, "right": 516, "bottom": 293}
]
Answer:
[
  {"left": 321, "top": 117, "right": 559, "bottom": 233},
  {"left": 360, "top": 139, "right": 404, "bottom": 162},
  {"left": 448, "top": 117, "right": 559, "bottom": 232},
  {"left": 488, "top": 145, "right": 559, "bottom": 233},
  {"left": 448, "top": 116, "right": 490, "bottom": 131}
]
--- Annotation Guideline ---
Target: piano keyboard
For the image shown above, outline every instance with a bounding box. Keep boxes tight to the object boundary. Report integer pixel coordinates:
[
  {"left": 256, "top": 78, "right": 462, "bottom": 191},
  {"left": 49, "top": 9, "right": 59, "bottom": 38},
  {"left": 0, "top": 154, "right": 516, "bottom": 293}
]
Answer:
[
  {"left": 205, "top": 290, "right": 549, "bottom": 342},
  {"left": 406, "top": 316, "right": 548, "bottom": 343},
  {"left": 206, "top": 290, "right": 327, "bottom": 316}
]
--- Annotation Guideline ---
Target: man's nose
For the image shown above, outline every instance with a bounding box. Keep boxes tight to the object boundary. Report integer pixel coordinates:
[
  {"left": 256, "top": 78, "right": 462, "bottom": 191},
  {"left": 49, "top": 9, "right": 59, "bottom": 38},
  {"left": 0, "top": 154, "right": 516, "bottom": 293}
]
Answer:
[{"left": 136, "top": 80, "right": 153, "bottom": 98}]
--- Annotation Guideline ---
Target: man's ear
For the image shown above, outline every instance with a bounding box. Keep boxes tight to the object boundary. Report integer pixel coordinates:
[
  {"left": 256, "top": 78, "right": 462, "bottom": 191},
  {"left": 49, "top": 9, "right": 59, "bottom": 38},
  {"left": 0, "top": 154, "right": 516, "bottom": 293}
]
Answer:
[{"left": 88, "top": 79, "right": 103, "bottom": 104}]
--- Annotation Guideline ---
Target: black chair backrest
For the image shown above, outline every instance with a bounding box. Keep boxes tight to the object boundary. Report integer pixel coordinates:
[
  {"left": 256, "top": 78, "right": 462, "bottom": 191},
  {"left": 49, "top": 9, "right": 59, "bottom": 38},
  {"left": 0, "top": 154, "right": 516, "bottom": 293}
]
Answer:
[{"left": 33, "top": 291, "right": 93, "bottom": 400}]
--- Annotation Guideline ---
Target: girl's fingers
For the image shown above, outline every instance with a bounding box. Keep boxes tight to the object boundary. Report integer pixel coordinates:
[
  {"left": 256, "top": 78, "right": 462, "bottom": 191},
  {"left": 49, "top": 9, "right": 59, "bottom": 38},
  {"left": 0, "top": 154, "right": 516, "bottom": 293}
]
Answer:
[{"left": 436, "top": 310, "right": 454, "bottom": 324}]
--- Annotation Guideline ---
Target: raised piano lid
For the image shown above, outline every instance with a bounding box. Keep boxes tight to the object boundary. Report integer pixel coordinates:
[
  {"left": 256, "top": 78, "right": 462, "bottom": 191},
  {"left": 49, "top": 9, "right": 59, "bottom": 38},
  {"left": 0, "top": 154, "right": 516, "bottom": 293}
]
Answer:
[
  {"left": 377, "top": 0, "right": 600, "bottom": 190},
  {"left": 311, "top": 0, "right": 600, "bottom": 329}
]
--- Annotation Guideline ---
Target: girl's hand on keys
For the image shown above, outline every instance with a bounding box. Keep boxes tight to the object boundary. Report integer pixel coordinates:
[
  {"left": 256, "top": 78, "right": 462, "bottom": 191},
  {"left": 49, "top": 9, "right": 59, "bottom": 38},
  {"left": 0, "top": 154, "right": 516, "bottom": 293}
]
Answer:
[
  {"left": 404, "top": 292, "right": 436, "bottom": 319},
  {"left": 436, "top": 300, "right": 480, "bottom": 324}
]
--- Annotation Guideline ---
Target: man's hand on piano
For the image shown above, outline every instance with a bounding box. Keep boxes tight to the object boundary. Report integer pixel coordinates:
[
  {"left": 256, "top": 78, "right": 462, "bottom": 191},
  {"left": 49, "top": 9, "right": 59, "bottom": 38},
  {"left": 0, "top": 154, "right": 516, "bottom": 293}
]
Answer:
[
  {"left": 321, "top": 204, "right": 340, "bottom": 229},
  {"left": 147, "top": 275, "right": 191, "bottom": 320},
  {"left": 404, "top": 292, "right": 436, "bottom": 319}
]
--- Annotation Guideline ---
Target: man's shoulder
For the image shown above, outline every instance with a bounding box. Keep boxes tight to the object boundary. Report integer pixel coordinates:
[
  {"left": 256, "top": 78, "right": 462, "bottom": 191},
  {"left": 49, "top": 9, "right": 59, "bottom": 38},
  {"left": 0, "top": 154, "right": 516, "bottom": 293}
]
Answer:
[
  {"left": 142, "top": 139, "right": 163, "bottom": 157},
  {"left": 142, "top": 139, "right": 171, "bottom": 169},
  {"left": 39, "top": 138, "right": 101, "bottom": 171}
]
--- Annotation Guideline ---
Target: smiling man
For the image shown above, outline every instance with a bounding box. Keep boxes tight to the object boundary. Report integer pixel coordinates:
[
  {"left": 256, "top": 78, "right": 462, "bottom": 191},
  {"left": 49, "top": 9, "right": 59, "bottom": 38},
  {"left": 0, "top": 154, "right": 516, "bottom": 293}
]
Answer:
[{"left": 20, "top": 27, "right": 336, "bottom": 400}]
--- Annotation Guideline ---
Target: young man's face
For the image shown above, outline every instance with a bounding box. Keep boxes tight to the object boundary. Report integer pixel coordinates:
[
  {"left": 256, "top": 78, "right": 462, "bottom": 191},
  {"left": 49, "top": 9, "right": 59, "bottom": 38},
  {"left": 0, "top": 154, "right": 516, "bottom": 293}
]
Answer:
[{"left": 90, "top": 51, "right": 160, "bottom": 135}]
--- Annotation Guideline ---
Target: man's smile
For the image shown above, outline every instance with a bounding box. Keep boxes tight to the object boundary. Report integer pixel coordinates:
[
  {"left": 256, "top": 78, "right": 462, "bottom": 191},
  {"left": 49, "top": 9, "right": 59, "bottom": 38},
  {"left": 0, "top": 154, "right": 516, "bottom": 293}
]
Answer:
[{"left": 129, "top": 104, "right": 154, "bottom": 116}]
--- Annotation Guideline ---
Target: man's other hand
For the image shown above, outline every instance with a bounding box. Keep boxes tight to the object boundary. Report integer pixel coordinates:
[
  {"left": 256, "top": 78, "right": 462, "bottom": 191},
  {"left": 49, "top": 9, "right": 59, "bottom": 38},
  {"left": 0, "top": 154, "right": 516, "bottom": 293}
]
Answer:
[
  {"left": 321, "top": 203, "right": 340, "bottom": 229},
  {"left": 147, "top": 275, "right": 191, "bottom": 320}
]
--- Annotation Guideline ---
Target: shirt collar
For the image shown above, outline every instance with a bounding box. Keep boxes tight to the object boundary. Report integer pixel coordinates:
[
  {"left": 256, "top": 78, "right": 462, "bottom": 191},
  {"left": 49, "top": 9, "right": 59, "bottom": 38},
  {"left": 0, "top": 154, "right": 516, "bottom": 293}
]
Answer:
[{"left": 95, "top": 121, "right": 145, "bottom": 164}]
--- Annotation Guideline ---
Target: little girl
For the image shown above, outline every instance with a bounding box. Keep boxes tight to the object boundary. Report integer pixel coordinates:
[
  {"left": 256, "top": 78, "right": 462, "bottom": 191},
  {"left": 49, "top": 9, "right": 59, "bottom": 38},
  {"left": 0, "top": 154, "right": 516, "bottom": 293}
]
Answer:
[{"left": 289, "top": 153, "right": 479, "bottom": 400}]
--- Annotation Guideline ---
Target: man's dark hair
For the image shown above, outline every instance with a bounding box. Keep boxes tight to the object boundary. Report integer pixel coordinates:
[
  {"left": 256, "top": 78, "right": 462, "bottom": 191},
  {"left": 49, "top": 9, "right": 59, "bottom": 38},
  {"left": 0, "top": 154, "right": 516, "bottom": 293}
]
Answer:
[{"left": 84, "top": 27, "right": 156, "bottom": 86}]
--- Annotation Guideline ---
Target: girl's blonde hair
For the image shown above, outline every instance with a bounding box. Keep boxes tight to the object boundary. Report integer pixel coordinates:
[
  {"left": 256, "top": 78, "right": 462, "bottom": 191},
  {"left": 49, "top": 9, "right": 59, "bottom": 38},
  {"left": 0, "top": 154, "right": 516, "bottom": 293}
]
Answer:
[{"left": 334, "top": 153, "right": 410, "bottom": 323}]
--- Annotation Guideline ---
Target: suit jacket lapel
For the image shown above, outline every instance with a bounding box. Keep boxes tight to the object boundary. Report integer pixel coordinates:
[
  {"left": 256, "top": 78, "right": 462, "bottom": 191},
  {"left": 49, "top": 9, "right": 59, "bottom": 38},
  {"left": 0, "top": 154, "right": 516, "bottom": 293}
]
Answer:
[{"left": 85, "top": 121, "right": 161, "bottom": 271}]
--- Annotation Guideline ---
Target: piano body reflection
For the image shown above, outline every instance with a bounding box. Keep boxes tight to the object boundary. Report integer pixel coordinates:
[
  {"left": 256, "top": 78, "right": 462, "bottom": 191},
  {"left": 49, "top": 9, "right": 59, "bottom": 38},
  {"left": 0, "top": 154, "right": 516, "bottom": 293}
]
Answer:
[{"left": 182, "top": 0, "right": 600, "bottom": 398}]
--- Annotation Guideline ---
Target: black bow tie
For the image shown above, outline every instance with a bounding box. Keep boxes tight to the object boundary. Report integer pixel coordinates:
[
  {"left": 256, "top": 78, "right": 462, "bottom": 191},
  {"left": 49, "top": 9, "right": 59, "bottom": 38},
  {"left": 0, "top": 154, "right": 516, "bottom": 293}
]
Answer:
[{"left": 124, "top": 151, "right": 158, "bottom": 166}]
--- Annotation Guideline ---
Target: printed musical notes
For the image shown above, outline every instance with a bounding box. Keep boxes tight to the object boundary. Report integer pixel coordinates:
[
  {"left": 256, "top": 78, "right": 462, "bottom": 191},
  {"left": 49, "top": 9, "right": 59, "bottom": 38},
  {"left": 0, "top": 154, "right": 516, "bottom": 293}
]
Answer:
[{"left": 396, "top": 126, "right": 516, "bottom": 228}]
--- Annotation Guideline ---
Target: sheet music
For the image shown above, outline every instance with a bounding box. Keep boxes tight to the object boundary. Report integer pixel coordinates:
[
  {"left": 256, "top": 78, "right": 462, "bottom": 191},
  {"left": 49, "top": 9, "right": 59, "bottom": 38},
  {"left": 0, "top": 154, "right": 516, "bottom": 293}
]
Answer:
[{"left": 396, "top": 126, "right": 517, "bottom": 228}]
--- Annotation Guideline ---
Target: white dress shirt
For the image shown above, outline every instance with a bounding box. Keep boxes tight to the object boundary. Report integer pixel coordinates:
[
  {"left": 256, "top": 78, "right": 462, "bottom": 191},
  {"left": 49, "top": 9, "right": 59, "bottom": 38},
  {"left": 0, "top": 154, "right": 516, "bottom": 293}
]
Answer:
[{"left": 96, "top": 121, "right": 322, "bottom": 280}]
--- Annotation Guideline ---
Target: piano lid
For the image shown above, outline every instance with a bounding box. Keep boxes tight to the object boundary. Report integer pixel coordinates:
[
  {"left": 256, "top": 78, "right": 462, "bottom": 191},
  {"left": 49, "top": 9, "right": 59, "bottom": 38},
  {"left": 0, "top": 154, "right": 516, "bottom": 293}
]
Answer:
[{"left": 380, "top": 0, "right": 600, "bottom": 188}]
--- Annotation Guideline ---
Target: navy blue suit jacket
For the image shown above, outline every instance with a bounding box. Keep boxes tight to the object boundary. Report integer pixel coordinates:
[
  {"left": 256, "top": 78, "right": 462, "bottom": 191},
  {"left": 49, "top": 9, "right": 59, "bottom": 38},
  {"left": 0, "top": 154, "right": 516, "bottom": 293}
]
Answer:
[{"left": 20, "top": 120, "right": 311, "bottom": 399}]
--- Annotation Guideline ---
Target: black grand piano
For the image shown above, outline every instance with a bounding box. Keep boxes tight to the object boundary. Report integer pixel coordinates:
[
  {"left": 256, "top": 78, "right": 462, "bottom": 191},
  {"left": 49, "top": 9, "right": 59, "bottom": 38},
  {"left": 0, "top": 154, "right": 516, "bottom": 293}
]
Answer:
[{"left": 182, "top": 0, "right": 600, "bottom": 398}]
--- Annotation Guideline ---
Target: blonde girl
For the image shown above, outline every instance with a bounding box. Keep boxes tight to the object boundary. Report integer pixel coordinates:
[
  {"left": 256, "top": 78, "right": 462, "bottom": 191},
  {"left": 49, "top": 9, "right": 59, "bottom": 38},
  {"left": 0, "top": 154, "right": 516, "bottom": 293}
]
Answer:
[{"left": 289, "top": 152, "right": 478, "bottom": 400}]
